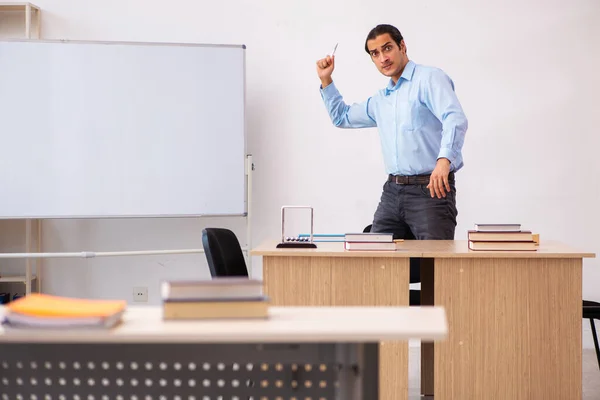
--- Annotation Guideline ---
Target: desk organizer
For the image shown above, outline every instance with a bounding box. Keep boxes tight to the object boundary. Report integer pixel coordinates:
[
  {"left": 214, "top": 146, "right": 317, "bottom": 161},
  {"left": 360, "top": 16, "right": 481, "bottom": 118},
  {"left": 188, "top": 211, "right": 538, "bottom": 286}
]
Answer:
[{"left": 276, "top": 206, "right": 317, "bottom": 249}]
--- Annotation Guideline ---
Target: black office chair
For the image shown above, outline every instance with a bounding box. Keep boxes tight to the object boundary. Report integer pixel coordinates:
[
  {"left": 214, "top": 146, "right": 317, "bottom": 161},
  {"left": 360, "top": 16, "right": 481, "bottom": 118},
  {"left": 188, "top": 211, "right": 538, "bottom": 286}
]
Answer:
[
  {"left": 363, "top": 224, "right": 421, "bottom": 306},
  {"left": 201, "top": 228, "right": 249, "bottom": 277},
  {"left": 583, "top": 299, "right": 600, "bottom": 370}
]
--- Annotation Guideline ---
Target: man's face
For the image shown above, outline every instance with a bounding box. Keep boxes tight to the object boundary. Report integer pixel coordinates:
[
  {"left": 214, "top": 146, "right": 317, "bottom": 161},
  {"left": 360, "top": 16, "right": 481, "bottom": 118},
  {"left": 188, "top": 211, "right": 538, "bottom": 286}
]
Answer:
[{"left": 366, "top": 33, "right": 407, "bottom": 82}]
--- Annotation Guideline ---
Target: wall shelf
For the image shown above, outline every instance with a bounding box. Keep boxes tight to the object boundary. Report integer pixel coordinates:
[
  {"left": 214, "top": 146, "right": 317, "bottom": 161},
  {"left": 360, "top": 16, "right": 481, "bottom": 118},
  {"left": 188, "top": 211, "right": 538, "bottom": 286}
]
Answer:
[
  {"left": 0, "top": 274, "right": 36, "bottom": 283},
  {"left": 0, "top": 219, "right": 42, "bottom": 296},
  {"left": 0, "top": 2, "right": 41, "bottom": 39}
]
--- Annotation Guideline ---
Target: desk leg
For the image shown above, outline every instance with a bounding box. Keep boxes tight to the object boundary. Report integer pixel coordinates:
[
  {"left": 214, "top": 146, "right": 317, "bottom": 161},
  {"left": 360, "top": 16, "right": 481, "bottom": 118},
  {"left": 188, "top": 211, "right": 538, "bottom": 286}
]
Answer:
[
  {"left": 264, "top": 256, "right": 410, "bottom": 400},
  {"left": 420, "top": 258, "right": 435, "bottom": 396},
  {"left": 433, "top": 257, "right": 582, "bottom": 400}
]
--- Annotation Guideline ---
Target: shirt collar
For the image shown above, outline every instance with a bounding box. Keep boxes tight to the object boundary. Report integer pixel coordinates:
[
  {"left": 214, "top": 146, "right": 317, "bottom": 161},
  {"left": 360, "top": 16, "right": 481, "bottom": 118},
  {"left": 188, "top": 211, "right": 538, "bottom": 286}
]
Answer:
[{"left": 385, "top": 60, "right": 416, "bottom": 95}]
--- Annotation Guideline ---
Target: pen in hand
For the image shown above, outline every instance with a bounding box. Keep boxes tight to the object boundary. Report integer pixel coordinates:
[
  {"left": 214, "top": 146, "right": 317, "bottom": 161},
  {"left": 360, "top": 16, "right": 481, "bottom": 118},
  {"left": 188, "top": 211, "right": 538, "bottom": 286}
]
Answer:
[
  {"left": 330, "top": 43, "right": 338, "bottom": 57},
  {"left": 317, "top": 43, "right": 338, "bottom": 88}
]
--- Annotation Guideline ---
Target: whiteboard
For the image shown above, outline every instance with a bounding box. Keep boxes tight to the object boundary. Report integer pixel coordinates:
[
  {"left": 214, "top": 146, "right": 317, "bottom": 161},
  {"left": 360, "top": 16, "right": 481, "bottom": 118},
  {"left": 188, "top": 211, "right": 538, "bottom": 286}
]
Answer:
[{"left": 0, "top": 39, "right": 246, "bottom": 218}]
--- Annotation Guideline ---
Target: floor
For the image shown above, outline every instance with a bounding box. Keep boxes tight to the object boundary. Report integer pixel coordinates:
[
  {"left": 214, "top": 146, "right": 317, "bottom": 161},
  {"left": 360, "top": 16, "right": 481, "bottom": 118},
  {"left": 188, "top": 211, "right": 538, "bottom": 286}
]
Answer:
[{"left": 406, "top": 347, "right": 600, "bottom": 399}]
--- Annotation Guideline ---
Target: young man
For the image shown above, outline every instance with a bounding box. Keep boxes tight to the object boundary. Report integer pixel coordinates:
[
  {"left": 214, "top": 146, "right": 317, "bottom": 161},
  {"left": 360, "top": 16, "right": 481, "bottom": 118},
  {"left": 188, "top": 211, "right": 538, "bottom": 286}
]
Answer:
[{"left": 316, "top": 24, "right": 468, "bottom": 282}]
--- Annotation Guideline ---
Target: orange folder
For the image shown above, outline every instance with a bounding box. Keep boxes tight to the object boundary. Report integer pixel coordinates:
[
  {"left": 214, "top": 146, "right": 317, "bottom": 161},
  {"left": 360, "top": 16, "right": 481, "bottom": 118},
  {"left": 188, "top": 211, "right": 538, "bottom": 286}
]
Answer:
[{"left": 6, "top": 293, "right": 126, "bottom": 318}]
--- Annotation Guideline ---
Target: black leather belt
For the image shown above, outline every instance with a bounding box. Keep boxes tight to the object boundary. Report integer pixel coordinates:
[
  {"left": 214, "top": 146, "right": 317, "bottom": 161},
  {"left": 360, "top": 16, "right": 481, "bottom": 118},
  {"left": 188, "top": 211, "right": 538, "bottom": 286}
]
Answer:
[{"left": 388, "top": 172, "right": 455, "bottom": 185}]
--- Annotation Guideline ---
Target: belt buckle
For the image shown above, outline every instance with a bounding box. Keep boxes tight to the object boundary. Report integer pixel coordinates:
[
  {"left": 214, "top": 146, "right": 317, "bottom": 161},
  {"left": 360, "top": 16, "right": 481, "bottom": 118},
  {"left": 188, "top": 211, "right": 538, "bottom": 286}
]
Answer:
[{"left": 394, "top": 175, "right": 405, "bottom": 185}]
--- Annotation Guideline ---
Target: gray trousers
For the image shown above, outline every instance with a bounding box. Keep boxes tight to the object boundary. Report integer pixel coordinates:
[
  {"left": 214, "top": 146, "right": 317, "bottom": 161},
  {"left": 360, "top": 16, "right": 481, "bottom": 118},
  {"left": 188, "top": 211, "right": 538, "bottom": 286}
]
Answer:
[{"left": 371, "top": 178, "right": 458, "bottom": 283}]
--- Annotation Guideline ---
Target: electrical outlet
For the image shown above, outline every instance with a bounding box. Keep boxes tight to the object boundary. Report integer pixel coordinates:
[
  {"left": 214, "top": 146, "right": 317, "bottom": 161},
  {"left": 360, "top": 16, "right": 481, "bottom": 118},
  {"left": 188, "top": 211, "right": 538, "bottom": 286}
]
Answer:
[{"left": 132, "top": 286, "right": 148, "bottom": 302}]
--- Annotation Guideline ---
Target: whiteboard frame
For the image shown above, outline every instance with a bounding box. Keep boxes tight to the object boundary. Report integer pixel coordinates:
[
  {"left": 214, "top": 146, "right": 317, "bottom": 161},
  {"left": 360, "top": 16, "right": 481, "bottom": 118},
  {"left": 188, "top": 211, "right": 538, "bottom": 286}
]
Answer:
[{"left": 0, "top": 38, "right": 248, "bottom": 219}]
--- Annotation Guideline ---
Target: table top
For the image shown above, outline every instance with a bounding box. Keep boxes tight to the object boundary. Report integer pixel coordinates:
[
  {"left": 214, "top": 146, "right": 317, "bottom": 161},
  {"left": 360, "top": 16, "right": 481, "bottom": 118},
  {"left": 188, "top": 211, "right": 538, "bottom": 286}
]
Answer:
[
  {"left": 407, "top": 239, "right": 595, "bottom": 258},
  {"left": 251, "top": 240, "right": 422, "bottom": 257},
  {"left": 252, "top": 240, "right": 595, "bottom": 259},
  {"left": 0, "top": 305, "right": 448, "bottom": 343}
]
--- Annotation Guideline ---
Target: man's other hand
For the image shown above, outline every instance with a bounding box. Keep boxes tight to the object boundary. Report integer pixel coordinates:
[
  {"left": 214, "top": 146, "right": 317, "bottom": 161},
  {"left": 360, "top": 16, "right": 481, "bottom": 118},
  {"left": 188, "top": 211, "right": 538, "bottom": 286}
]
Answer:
[{"left": 427, "top": 158, "right": 451, "bottom": 198}]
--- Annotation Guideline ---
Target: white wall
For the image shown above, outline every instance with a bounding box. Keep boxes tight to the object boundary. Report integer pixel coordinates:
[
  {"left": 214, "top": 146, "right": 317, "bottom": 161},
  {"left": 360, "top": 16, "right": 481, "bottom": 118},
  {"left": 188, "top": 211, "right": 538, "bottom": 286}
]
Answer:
[{"left": 0, "top": 0, "right": 599, "bottom": 347}]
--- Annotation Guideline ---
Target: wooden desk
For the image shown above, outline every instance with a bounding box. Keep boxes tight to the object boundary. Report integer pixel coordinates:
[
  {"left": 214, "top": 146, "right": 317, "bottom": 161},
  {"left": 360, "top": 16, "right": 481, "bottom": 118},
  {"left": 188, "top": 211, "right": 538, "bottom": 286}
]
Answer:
[
  {"left": 0, "top": 305, "right": 447, "bottom": 400},
  {"left": 412, "top": 240, "right": 595, "bottom": 400},
  {"left": 252, "top": 240, "right": 422, "bottom": 400},
  {"left": 253, "top": 239, "right": 595, "bottom": 400}
]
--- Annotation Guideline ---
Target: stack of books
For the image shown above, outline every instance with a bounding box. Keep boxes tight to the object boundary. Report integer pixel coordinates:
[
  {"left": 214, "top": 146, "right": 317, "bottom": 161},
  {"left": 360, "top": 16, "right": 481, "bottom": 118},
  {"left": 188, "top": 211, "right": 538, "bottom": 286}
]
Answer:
[
  {"left": 343, "top": 232, "right": 402, "bottom": 251},
  {"left": 2, "top": 293, "right": 126, "bottom": 329},
  {"left": 468, "top": 223, "right": 539, "bottom": 251},
  {"left": 161, "top": 277, "right": 269, "bottom": 320}
]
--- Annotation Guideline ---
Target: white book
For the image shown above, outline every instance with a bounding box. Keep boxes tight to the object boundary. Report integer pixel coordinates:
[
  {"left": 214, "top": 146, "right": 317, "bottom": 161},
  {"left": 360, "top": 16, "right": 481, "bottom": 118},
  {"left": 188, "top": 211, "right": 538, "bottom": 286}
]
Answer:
[
  {"left": 474, "top": 224, "right": 521, "bottom": 232},
  {"left": 161, "top": 278, "right": 263, "bottom": 300},
  {"left": 3, "top": 310, "right": 124, "bottom": 329},
  {"left": 468, "top": 240, "right": 537, "bottom": 251}
]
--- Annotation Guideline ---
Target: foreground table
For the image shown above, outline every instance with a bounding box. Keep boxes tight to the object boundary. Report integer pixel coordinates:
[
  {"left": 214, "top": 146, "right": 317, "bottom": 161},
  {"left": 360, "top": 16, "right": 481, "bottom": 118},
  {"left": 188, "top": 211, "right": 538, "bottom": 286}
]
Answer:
[{"left": 0, "top": 305, "right": 447, "bottom": 400}]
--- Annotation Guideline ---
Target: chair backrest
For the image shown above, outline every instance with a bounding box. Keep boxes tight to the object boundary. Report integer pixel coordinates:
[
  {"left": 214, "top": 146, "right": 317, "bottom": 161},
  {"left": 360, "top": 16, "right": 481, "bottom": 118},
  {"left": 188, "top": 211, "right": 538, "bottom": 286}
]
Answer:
[
  {"left": 201, "top": 228, "right": 248, "bottom": 277},
  {"left": 583, "top": 300, "right": 600, "bottom": 319}
]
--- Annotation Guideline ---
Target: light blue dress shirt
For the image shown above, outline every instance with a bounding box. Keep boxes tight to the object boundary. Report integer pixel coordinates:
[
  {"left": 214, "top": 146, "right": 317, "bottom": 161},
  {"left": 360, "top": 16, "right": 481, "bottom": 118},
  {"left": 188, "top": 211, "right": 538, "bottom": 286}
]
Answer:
[{"left": 320, "top": 60, "right": 468, "bottom": 176}]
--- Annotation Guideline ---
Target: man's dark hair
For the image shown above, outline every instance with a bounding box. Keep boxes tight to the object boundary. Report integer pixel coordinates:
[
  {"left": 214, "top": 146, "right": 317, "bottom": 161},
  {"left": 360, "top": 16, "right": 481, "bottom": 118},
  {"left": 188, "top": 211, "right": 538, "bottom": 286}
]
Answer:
[{"left": 364, "top": 24, "right": 403, "bottom": 54}]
